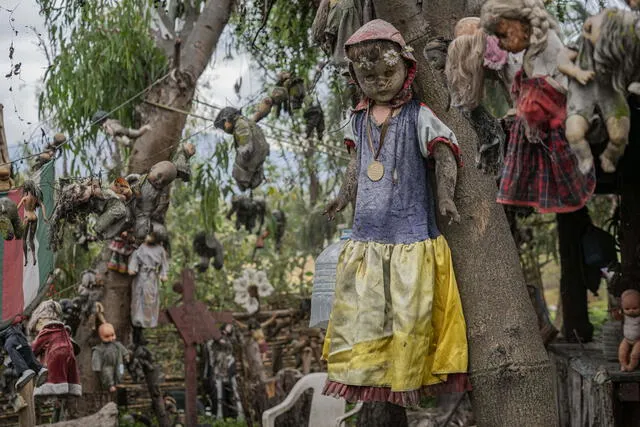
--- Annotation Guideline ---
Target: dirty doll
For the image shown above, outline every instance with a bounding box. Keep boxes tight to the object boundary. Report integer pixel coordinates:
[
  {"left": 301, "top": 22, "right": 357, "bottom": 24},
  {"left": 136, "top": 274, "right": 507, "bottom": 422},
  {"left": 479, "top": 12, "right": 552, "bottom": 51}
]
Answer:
[
  {"left": 321, "top": 19, "right": 469, "bottom": 406},
  {"left": 0, "top": 316, "right": 47, "bottom": 391},
  {"left": 481, "top": 0, "right": 595, "bottom": 213},
  {"left": 17, "top": 180, "right": 47, "bottom": 266},
  {"left": 91, "top": 322, "right": 129, "bottom": 392},
  {"left": 128, "top": 231, "right": 169, "bottom": 329},
  {"left": 619, "top": 289, "right": 640, "bottom": 371},
  {"left": 28, "top": 300, "right": 82, "bottom": 397}
]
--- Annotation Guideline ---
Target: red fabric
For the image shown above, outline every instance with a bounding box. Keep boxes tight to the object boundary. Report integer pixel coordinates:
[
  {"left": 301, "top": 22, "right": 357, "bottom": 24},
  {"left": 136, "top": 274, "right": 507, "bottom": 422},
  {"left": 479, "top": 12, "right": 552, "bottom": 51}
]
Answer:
[
  {"left": 427, "top": 138, "right": 463, "bottom": 168},
  {"left": 498, "top": 73, "right": 595, "bottom": 213},
  {"left": 344, "top": 139, "right": 356, "bottom": 150},
  {"left": 323, "top": 374, "right": 472, "bottom": 407},
  {"left": 32, "top": 323, "right": 81, "bottom": 396}
]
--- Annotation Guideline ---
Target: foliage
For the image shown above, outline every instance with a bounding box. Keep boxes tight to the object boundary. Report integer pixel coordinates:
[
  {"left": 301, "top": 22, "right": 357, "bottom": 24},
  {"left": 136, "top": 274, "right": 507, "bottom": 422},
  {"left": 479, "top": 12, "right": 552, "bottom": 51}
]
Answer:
[{"left": 37, "top": 0, "right": 167, "bottom": 174}]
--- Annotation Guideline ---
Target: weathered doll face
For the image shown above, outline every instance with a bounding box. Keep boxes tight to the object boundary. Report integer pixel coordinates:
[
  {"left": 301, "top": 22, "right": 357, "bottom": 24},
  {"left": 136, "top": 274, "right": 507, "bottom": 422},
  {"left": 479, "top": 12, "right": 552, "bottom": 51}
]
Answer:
[
  {"left": 223, "top": 120, "right": 234, "bottom": 134},
  {"left": 622, "top": 290, "right": 640, "bottom": 317},
  {"left": 352, "top": 57, "right": 408, "bottom": 104},
  {"left": 99, "top": 323, "right": 117, "bottom": 342},
  {"left": 494, "top": 18, "right": 531, "bottom": 53}
]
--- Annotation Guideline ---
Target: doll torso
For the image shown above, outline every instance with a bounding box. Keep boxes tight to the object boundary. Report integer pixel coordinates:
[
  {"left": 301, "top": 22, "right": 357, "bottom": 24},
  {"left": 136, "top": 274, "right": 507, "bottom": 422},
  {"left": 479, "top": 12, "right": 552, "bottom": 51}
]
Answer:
[
  {"left": 351, "top": 100, "right": 440, "bottom": 244},
  {"left": 624, "top": 315, "right": 640, "bottom": 343}
]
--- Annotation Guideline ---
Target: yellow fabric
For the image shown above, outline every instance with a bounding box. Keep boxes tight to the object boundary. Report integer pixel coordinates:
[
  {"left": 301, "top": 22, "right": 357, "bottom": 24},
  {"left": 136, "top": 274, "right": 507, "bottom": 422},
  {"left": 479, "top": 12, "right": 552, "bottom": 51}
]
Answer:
[{"left": 322, "top": 236, "right": 468, "bottom": 392}]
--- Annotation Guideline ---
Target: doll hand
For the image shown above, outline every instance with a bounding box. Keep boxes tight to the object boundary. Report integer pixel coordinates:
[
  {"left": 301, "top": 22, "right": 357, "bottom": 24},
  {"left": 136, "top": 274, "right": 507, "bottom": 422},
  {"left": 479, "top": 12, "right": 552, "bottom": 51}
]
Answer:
[
  {"left": 160, "top": 275, "right": 168, "bottom": 282},
  {"left": 109, "top": 386, "right": 116, "bottom": 393},
  {"left": 575, "top": 69, "right": 595, "bottom": 85},
  {"left": 323, "top": 197, "right": 348, "bottom": 221},
  {"left": 439, "top": 198, "right": 461, "bottom": 224}
]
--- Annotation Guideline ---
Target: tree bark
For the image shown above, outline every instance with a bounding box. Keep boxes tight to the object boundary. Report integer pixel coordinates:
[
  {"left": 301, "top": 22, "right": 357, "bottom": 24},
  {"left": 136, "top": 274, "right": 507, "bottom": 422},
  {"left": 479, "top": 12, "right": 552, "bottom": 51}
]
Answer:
[
  {"left": 74, "top": 0, "right": 234, "bottom": 420},
  {"left": 371, "top": 1, "right": 558, "bottom": 425}
]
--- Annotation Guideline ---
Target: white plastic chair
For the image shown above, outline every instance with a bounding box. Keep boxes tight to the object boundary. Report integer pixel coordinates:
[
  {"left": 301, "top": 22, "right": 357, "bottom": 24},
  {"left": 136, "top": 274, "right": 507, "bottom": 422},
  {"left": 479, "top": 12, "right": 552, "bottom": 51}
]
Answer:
[{"left": 262, "top": 372, "right": 363, "bottom": 427}]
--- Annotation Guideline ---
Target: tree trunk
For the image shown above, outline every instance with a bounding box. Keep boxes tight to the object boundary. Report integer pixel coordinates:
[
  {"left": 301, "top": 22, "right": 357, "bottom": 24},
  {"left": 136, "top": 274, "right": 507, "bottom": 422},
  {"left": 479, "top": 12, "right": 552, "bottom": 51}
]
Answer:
[
  {"left": 372, "top": 1, "right": 557, "bottom": 425},
  {"left": 356, "top": 402, "right": 408, "bottom": 427},
  {"left": 74, "top": 0, "right": 233, "bottom": 420}
]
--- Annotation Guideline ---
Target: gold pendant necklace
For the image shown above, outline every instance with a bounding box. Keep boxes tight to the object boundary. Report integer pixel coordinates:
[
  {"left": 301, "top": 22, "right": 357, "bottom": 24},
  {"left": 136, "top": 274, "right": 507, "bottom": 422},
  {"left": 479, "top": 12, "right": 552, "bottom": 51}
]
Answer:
[{"left": 365, "top": 104, "right": 394, "bottom": 182}]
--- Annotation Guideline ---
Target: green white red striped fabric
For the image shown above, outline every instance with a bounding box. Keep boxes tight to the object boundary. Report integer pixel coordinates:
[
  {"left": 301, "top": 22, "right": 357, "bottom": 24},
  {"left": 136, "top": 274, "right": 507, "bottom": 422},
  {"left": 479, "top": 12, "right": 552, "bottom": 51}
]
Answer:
[{"left": 0, "top": 161, "right": 55, "bottom": 325}]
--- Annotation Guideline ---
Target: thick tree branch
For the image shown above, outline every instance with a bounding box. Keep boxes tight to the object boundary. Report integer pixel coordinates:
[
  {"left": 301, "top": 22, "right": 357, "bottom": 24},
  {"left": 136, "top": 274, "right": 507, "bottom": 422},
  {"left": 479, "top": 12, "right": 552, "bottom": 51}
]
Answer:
[
  {"left": 151, "top": 7, "right": 176, "bottom": 58},
  {"left": 180, "top": 0, "right": 198, "bottom": 42},
  {"left": 181, "top": 0, "right": 232, "bottom": 81}
]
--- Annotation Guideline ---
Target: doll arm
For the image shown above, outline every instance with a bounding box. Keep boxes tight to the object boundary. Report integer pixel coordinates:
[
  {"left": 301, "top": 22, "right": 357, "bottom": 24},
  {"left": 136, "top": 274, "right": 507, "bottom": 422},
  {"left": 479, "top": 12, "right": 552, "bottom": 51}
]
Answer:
[
  {"left": 160, "top": 249, "right": 169, "bottom": 281},
  {"left": 324, "top": 149, "right": 357, "bottom": 221},
  {"left": 128, "top": 249, "right": 140, "bottom": 275},
  {"left": 31, "top": 333, "right": 46, "bottom": 357},
  {"left": 557, "top": 47, "right": 594, "bottom": 85},
  {"left": 91, "top": 347, "right": 103, "bottom": 372},
  {"left": 109, "top": 120, "right": 150, "bottom": 139},
  {"left": 433, "top": 143, "right": 461, "bottom": 223},
  {"left": 16, "top": 197, "right": 25, "bottom": 210}
]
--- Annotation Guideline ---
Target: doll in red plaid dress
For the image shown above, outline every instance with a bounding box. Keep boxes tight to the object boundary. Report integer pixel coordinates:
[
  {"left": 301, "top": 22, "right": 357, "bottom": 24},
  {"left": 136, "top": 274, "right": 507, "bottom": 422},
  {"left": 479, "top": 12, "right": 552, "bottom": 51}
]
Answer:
[{"left": 481, "top": 0, "right": 595, "bottom": 213}]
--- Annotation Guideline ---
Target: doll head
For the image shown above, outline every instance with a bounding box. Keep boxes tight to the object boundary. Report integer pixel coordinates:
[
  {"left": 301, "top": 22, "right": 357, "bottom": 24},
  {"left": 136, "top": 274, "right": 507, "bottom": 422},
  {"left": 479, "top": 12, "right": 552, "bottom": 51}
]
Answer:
[
  {"left": 182, "top": 142, "right": 196, "bottom": 157},
  {"left": 22, "top": 180, "right": 43, "bottom": 200},
  {"left": 98, "top": 322, "right": 117, "bottom": 343},
  {"left": 622, "top": 289, "right": 640, "bottom": 318},
  {"left": 455, "top": 17, "right": 482, "bottom": 37},
  {"left": 144, "top": 231, "right": 158, "bottom": 245},
  {"left": 148, "top": 161, "right": 177, "bottom": 189},
  {"left": 446, "top": 26, "right": 487, "bottom": 110},
  {"left": 344, "top": 19, "right": 416, "bottom": 107},
  {"left": 111, "top": 177, "right": 132, "bottom": 200},
  {"left": 481, "top": 0, "right": 554, "bottom": 67},
  {"left": 214, "top": 107, "right": 241, "bottom": 134}
]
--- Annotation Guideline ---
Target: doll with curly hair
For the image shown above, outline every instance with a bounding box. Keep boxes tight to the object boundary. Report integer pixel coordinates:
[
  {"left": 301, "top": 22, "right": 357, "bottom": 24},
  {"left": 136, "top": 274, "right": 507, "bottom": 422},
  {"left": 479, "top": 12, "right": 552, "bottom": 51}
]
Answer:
[{"left": 481, "top": 0, "right": 595, "bottom": 213}]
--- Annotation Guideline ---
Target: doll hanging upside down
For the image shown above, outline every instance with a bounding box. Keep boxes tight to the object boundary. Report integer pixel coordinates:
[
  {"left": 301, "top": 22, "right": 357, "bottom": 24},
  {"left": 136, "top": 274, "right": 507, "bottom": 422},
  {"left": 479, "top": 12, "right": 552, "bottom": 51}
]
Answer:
[
  {"left": 17, "top": 180, "right": 47, "bottom": 266},
  {"left": 620, "top": 289, "right": 640, "bottom": 372}
]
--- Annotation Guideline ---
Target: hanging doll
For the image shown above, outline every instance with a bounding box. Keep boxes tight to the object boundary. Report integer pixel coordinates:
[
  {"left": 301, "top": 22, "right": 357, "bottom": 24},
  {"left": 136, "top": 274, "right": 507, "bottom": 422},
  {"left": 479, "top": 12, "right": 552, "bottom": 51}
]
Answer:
[
  {"left": 17, "top": 180, "right": 47, "bottom": 266},
  {"left": 619, "top": 289, "right": 640, "bottom": 371},
  {"left": 227, "top": 195, "right": 266, "bottom": 233},
  {"left": 0, "top": 197, "right": 23, "bottom": 241},
  {"left": 91, "top": 322, "right": 129, "bottom": 392},
  {"left": 92, "top": 110, "right": 151, "bottom": 148},
  {"left": 107, "top": 230, "right": 136, "bottom": 273},
  {"left": 192, "top": 231, "right": 224, "bottom": 272},
  {"left": 480, "top": 0, "right": 595, "bottom": 213},
  {"left": 214, "top": 108, "right": 270, "bottom": 191},
  {"left": 128, "top": 231, "right": 169, "bottom": 329},
  {"left": 28, "top": 300, "right": 82, "bottom": 397},
  {"left": 0, "top": 317, "right": 48, "bottom": 391},
  {"left": 271, "top": 209, "right": 286, "bottom": 252},
  {"left": 445, "top": 17, "right": 518, "bottom": 176},
  {"left": 130, "top": 160, "right": 177, "bottom": 240},
  {"left": 172, "top": 142, "right": 196, "bottom": 182},
  {"left": 33, "top": 133, "right": 66, "bottom": 171},
  {"left": 303, "top": 104, "right": 326, "bottom": 140},
  {"left": 558, "top": 9, "right": 640, "bottom": 174},
  {"left": 321, "top": 19, "right": 469, "bottom": 407},
  {"left": 280, "top": 73, "right": 306, "bottom": 111}
]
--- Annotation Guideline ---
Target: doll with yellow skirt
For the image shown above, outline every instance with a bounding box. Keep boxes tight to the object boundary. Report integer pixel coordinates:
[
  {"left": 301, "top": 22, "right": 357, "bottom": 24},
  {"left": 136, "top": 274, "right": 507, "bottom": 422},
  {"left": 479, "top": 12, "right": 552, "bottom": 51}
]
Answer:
[{"left": 322, "top": 19, "right": 470, "bottom": 407}]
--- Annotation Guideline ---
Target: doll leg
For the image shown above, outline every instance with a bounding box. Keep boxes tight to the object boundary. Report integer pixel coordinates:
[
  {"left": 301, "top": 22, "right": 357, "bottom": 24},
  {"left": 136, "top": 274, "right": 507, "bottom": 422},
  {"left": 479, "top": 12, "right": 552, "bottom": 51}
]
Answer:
[
  {"left": 601, "top": 115, "right": 630, "bottom": 173},
  {"left": 22, "top": 222, "right": 30, "bottom": 266},
  {"left": 565, "top": 115, "right": 594, "bottom": 175},
  {"left": 628, "top": 341, "right": 640, "bottom": 371},
  {"left": 29, "top": 219, "right": 38, "bottom": 265},
  {"left": 619, "top": 339, "right": 632, "bottom": 371}
]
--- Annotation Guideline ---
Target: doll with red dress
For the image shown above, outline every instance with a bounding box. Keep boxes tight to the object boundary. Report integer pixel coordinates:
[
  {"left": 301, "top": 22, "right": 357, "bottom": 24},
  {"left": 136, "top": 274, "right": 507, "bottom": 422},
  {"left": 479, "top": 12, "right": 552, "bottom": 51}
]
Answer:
[{"left": 480, "top": 0, "right": 595, "bottom": 213}]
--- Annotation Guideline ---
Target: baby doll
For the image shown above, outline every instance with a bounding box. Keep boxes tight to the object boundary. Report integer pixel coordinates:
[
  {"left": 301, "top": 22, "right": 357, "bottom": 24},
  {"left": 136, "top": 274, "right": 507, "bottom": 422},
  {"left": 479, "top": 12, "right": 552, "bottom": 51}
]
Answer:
[
  {"left": 28, "top": 300, "right": 82, "bottom": 397},
  {"left": 0, "top": 317, "right": 47, "bottom": 391},
  {"left": 321, "top": 19, "right": 469, "bottom": 407},
  {"left": 92, "top": 110, "right": 151, "bottom": 148},
  {"left": 481, "top": 0, "right": 595, "bottom": 214},
  {"left": 619, "top": 289, "right": 640, "bottom": 371},
  {"left": 17, "top": 180, "right": 47, "bottom": 266},
  {"left": 91, "top": 322, "right": 129, "bottom": 392},
  {"left": 172, "top": 142, "right": 196, "bottom": 182},
  {"left": 214, "top": 107, "right": 270, "bottom": 191},
  {"left": 128, "top": 232, "right": 169, "bottom": 329},
  {"left": 558, "top": 9, "right": 640, "bottom": 174}
]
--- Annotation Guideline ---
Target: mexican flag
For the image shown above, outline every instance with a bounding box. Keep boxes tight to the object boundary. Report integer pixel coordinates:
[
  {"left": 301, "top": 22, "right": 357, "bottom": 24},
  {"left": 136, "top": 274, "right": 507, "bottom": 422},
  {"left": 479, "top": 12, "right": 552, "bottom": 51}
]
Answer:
[{"left": 0, "top": 161, "right": 55, "bottom": 327}]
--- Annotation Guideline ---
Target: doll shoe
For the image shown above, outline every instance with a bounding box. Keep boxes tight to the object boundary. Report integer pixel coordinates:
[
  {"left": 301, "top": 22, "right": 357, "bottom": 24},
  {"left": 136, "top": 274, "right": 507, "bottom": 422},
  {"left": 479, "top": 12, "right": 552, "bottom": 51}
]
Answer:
[
  {"left": 36, "top": 367, "right": 48, "bottom": 387},
  {"left": 15, "top": 369, "right": 35, "bottom": 391}
]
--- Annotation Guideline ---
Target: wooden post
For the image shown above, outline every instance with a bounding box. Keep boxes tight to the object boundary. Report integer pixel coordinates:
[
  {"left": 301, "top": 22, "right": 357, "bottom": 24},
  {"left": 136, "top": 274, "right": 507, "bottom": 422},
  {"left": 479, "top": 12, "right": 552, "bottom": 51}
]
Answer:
[
  {"left": 165, "top": 269, "right": 233, "bottom": 426},
  {"left": 18, "top": 380, "right": 36, "bottom": 427}
]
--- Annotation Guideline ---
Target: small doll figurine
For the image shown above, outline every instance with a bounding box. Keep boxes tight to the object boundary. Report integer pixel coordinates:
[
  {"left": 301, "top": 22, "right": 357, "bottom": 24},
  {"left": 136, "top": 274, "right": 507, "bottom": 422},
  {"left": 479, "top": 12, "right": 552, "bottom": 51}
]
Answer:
[
  {"left": 214, "top": 107, "right": 270, "bottom": 191},
  {"left": 192, "top": 231, "right": 224, "bottom": 272},
  {"left": 131, "top": 160, "right": 177, "bottom": 240},
  {"left": 92, "top": 110, "right": 151, "bottom": 148},
  {"left": 33, "top": 133, "right": 66, "bottom": 171},
  {"left": 128, "top": 232, "right": 169, "bottom": 329},
  {"left": 321, "top": 19, "right": 469, "bottom": 406},
  {"left": 107, "top": 230, "right": 136, "bottom": 274},
  {"left": 558, "top": 9, "right": 640, "bottom": 174},
  {"left": 17, "top": 180, "right": 47, "bottom": 266},
  {"left": 0, "top": 197, "right": 23, "bottom": 240},
  {"left": 0, "top": 316, "right": 48, "bottom": 391},
  {"left": 619, "top": 289, "right": 640, "bottom": 371},
  {"left": 303, "top": 104, "right": 325, "bottom": 140},
  {"left": 226, "top": 195, "right": 266, "bottom": 232},
  {"left": 172, "top": 142, "right": 196, "bottom": 182},
  {"left": 91, "top": 322, "right": 129, "bottom": 392},
  {"left": 480, "top": 0, "right": 595, "bottom": 213},
  {"left": 28, "top": 300, "right": 82, "bottom": 397}
]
